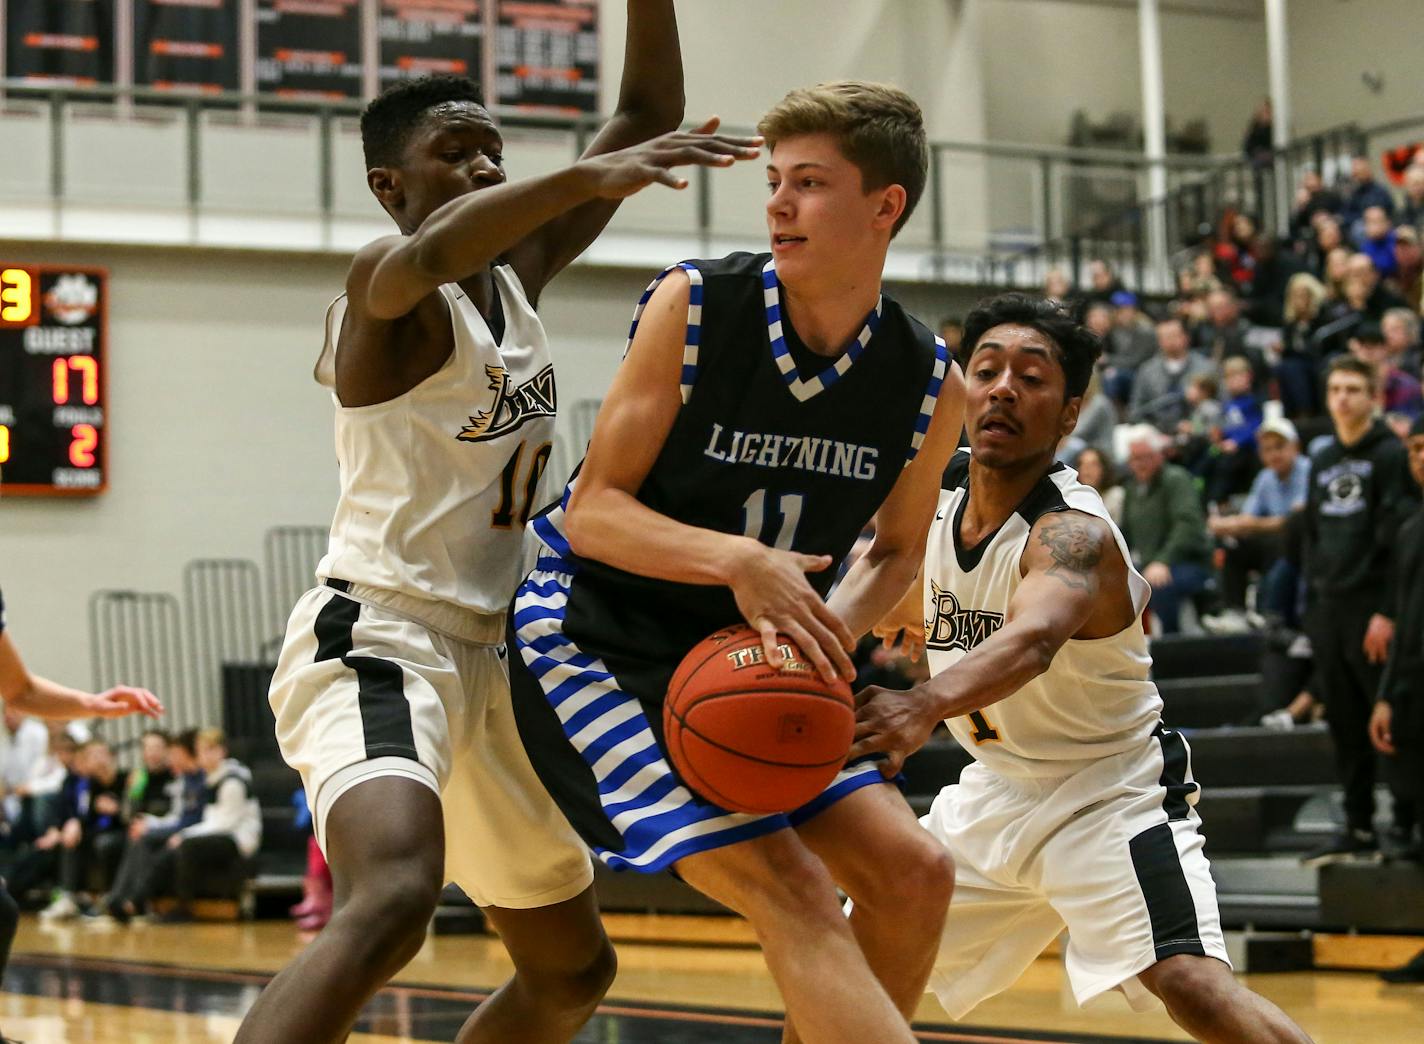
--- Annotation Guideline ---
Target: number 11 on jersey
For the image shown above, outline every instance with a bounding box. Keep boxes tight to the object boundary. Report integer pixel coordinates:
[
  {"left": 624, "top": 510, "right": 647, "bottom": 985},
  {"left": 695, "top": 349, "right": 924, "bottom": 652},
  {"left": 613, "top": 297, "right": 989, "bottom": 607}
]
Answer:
[{"left": 741, "top": 489, "right": 804, "bottom": 550}]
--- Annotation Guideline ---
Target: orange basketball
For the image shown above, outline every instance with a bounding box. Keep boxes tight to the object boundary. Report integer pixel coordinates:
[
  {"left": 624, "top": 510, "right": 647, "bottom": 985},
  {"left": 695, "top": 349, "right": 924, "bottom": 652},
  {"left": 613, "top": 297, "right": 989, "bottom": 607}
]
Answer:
[{"left": 663, "top": 624, "right": 855, "bottom": 814}]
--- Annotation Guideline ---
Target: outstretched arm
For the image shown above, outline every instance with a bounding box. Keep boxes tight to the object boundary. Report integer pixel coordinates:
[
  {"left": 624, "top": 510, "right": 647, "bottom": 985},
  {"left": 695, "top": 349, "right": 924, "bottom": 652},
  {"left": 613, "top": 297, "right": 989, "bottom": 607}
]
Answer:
[
  {"left": 850, "top": 511, "right": 1121, "bottom": 774},
  {"left": 0, "top": 632, "right": 162, "bottom": 722},
  {"left": 828, "top": 364, "right": 964, "bottom": 638},
  {"left": 507, "top": 0, "right": 690, "bottom": 297}
]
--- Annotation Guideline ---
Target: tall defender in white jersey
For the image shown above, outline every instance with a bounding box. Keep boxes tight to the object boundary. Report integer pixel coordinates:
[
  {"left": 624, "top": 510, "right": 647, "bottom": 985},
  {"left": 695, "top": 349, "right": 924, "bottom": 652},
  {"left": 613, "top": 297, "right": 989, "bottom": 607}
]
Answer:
[
  {"left": 239, "top": 7, "right": 765, "bottom": 1041},
  {"left": 854, "top": 295, "right": 1312, "bottom": 1043}
]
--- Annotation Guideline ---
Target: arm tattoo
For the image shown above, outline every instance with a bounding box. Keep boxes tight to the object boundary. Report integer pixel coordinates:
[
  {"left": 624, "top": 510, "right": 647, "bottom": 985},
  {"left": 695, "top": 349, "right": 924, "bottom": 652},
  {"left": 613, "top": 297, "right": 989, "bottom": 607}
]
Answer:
[{"left": 1037, "top": 515, "right": 1105, "bottom": 590}]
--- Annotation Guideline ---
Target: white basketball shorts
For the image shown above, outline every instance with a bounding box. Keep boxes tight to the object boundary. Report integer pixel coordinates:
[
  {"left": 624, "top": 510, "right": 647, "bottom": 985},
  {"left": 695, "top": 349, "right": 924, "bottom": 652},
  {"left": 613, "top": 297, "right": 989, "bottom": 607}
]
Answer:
[
  {"left": 922, "top": 724, "right": 1229, "bottom": 1018},
  {"left": 268, "top": 584, "right": 593, "bottom": 910}
]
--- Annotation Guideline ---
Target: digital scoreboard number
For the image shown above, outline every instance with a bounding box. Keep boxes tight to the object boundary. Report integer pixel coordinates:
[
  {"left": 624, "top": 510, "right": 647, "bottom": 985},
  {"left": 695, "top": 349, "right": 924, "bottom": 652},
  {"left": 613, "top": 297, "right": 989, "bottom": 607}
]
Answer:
[{"left": 0, "top": 265, "right": 107, "bottom": 496}]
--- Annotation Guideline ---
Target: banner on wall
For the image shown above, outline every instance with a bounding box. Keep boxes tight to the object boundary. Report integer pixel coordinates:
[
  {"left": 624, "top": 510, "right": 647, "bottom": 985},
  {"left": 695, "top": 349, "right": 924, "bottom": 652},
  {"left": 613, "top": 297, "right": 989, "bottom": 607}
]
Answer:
[
  {"left": 379, "top": 0, "right": 485, "bottom": 95},
  {"left": 255, "top": 0, "right": 363, "bottom": 100},
  {"left": 493, "top": 0, "right": 597, "bottom": 114},
  {"left": 5, "top": 0, "right": 117, "bottom": 87},
  {"left": 132, "top": 0, "right": 240, "bottom": 94}
]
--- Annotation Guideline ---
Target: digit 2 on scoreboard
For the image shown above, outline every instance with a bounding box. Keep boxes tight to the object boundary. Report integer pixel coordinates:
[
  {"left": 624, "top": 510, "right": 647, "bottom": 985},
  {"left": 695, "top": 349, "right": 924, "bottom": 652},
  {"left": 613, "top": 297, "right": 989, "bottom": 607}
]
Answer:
[{"left": 0, "top": 265, "right": 108, "bottom": 496}]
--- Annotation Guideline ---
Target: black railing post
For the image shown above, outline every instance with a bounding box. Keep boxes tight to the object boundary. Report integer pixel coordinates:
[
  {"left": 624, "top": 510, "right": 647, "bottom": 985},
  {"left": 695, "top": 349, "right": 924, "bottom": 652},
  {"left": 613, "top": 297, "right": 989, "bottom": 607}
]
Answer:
[
  {"left": 1069, "top": 235, "right": 1082, "bottom": 292},
  {"left": 1039, "top": 154, "right": 1053, "bottom": 243}
]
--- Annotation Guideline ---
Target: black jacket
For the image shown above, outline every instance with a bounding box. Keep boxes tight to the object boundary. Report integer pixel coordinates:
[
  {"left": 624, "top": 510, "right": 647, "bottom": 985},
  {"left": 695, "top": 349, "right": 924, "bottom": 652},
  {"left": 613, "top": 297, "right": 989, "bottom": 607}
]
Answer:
[
  {"left": 1305, "top": 420, "right": 1418, "bottom": 610},
  {"left": 1380, "top": 507, "right": 1424, "bottom": 743}
]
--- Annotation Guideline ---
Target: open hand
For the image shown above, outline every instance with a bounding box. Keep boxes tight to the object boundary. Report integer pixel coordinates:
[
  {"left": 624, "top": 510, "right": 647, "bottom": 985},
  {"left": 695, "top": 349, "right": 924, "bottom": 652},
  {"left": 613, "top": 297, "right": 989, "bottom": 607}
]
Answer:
[
  {"left": 728, "top": 542, "right": 855, "bottom": 684},
  {"left": 580, "top": 117, "right": 762, "bottom": 198},
  {"left": 87, "top": 686, "right": 163, "bottom": 719},
  {"left": 848, "top": 685, "right": 938, "bottom": 778}
]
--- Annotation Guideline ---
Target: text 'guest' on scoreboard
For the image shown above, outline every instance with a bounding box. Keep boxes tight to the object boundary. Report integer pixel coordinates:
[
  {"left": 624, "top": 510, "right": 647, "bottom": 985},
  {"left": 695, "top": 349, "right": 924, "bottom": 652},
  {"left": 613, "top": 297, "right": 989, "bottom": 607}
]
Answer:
[{"left": 0, "top": 266, "right": 108, "bottom": 497}]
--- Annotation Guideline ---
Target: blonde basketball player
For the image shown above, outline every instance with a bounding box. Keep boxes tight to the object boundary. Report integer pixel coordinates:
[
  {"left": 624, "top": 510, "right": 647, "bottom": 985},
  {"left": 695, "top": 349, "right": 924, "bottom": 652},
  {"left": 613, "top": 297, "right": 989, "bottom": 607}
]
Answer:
[
  {"left": 855, "top": 294, "right": 1312, "bottom": 1043},
  {"left": 237, "top": 5, "right": 763, "bottom": 1041}
]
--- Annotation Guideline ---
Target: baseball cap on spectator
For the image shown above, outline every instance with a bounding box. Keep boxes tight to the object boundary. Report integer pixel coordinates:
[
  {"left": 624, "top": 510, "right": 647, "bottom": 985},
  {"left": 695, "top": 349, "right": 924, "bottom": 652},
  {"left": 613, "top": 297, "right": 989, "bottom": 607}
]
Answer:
[
  {"left": 1257, "top": 417, "right": 1299, "bottom": 444},
  {"left": 1110, "top": 290, "right": 1139, "bottom": 308},
  {"left": 1355, "top": 321, "right": 1385, "bottom": 344}
]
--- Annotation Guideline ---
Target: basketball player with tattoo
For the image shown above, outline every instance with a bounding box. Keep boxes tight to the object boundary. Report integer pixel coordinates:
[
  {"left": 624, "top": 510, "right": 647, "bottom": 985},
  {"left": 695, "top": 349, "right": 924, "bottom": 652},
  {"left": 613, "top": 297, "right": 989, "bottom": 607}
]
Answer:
[{"left": 857, "top": 294, "right": 1313, "bottom": 1043}]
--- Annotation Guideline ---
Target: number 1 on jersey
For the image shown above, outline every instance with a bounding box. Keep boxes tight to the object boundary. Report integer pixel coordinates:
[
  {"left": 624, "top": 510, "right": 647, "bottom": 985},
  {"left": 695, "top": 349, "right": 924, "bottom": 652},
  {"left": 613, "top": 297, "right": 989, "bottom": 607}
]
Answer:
[
  {"left": 967, "top": 710, "right": 1000, "bottom": 744},
  {"left": 741, "top": 489, "right": 805, "bottom": 550}
]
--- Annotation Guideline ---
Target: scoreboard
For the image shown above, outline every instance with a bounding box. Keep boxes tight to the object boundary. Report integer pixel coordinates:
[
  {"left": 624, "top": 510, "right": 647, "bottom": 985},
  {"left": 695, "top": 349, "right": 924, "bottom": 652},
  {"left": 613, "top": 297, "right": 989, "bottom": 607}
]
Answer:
[{"left": 0, "top": 266, "right": 107, "bottom": 497}]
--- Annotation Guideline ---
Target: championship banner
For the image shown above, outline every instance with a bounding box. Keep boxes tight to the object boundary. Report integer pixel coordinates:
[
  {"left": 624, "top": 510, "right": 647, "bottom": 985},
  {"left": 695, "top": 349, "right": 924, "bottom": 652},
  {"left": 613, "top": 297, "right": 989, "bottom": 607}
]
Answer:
[
  {"left": 493, "top": 0, "right": 597, "bottom": 114},
  {"left": 254, "top": 0, "right": 363, "bottom": 100},
  {"left": 5, "top": 0, "right": 116, "bottom": 88},
  {"left": 379, "top": 0, "right": 485, "bottom": 95},
  {"left": 132, "top": 0, "right": 240, "bottom": 95}
]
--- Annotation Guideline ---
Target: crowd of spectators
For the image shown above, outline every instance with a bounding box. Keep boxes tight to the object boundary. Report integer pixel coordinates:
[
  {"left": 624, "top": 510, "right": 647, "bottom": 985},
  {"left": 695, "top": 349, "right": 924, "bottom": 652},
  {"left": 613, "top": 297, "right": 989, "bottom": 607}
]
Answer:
[{"left": 0, "top": 723, "right": 262, "bottom": 925}]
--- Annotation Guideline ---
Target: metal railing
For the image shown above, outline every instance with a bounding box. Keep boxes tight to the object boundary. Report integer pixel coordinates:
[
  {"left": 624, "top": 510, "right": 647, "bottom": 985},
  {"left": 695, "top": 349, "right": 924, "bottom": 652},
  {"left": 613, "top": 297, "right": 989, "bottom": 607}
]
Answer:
[
  {"left": 0, "top": 80, "right": 1231, "bottom": 271},
  {"left": 995, "top": 114, "right": 1424, "bottom": 297}
]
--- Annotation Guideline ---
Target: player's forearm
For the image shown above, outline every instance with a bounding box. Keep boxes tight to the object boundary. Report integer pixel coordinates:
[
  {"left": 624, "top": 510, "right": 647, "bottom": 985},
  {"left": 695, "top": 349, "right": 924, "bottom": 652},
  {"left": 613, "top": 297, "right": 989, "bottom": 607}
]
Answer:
[
  {"left": 8, "top": 676, "right": 98, "bottom": 721},
  {"left": 566, "top": 487, "right": 760, "bottom": 586},
  {"left": 612, "top": 0, "right": 684, "bottom": 131},
  {"left": 827, "top": 545, "right": 922, "bottom": 639},
  {"left": 917, "top": 626, "right": 1057, "bottom": 722},
  {"left": 404, "top": 166, "right": 603, "bottom": 286}
]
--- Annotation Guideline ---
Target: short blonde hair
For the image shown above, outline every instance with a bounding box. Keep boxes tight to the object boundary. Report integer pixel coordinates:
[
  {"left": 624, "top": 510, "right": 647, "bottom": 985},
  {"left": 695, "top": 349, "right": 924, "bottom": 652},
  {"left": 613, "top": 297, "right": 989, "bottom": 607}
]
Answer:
[
  {"left": 1222, "top": 356, "right": 1252, "bottom": 378},
  {"left": 1283, "top": 272, "right": 1326, "bottom": 324},
  {"left": 758, "top": 81, "right": 927, "bottom": 236},
  {"left": 197, "top": 727, "right": 227, "bottom": 750}
]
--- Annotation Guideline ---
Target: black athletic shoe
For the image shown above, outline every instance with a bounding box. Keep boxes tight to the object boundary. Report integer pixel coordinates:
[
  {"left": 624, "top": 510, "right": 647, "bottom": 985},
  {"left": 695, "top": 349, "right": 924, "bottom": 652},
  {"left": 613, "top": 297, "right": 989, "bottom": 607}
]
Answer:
[
  {"left": 1380, "top": 950, "right": 1424, "bottom": 984},
  {"left": 1300, "top": 829, "right": 1379, "bottom": 866}
]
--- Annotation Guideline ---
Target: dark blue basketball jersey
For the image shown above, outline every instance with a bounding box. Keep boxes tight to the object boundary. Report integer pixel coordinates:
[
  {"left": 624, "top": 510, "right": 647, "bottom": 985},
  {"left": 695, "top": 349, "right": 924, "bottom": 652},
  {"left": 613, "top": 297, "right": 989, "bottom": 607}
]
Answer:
[{"left": 530, "top": 252, "right": 949, "bottom": 703}]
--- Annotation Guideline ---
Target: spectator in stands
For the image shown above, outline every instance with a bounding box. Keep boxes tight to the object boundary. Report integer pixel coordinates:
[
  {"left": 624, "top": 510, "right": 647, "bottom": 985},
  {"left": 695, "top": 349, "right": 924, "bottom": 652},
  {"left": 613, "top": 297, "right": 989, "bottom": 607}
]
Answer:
[
  {"left": 1121, "top": 426, "right": 1214, "bottom": 633},
  {"left": 1292, "top": 169, "right": 1343, "bottom": 239},
  {"left": 1, "top": 707, "right": 48, "bottom": 834},
  {"left": 1340, "top": 154, "right": 1395, "bottom": 237},
  {"left": 1206, "top": 418, "right": 1310, "bottom": 631},
  {"left": 1173, "top": 372, "right": 1222, "bottom": 474},
  {"left": 1241, "top": 98, "right": 1273, "bottom": 167},
  {"left": 1351, "top": 322, "right": 1423, "bottom": 425},
  {"left": 1383, "top": 306, "right": 1423, "bottom": 379},
  {"left": 1300, "top": 212, "right": 1345, "bottom": 281},
  {"left": 1278, "top": 272, "right": 1330, "bottom": 419},
  {"left": 1131, "top": 317, "right": 1216, "bottom": 433},
  {"left": 1195, "top": 289, "right": 1269, "bottom": 390},
  {"left": 1321, "top": 245, "right": 1352, "bottom": 302},
  {"left": 1072, "top": 446, "right": 1124, "bottom": 525},
  {"left": 1373, "top": 416, "right": 1424, "bottom": 981},
  {"left": 39, "top": 740, "right": 128, "bottom": 920},
  {"left": 1398, "top": 165, "right": 1424, "bottom": 233},
  {"left": 1302, "top": 356, "right": 1420, "bottom": 863},
  {"left": 6, "top": 728, "right": 82, "bottom": 846},
  {"left": 1059, "top": 370, "right": 1117, "bottom": 465},
  {"left": 1215, "top": 213, "right": 1260, "bottom": 295},
  {"left": 98, "top": 729, "right": 206, "bottom": 923},
  {"left": 1043, "top": 268, "right": 1072, "bottom": 305},
  {"left": 2, "top": 738, "right": 84, "bottom": 906},
  {"left": 1347, "top": 252, "right": 1407, "bottom": 319},
  {"left": 1106, "top": 290, "right": 1157, "bottom": 375},
  {"left": 1083, "top": 259, "right": 1123, "bottom": 305},
  {"left": 140, "top": 728, "right": 261, "bottom": 924},
  {"left": 1358, "top": 206, "right": 1399, "bottom": 281},
  {"left": 1393, "top": 225, "right": 1422, "bottom": 309},
  {"left": 938, "top": 316, "right": 964, "bottom": 354},
  {"left": 1204, "top": 357, "right": 1265, "bottom": 506},
  {"left": 1246, "top": 232, "right": 1304, "bottom": 327},
  {"left": 1180, "top": 250, "right": 1223, "bottom": 299},
  {"left": 126, "top": 729, "right": 173, "bottom": 820}
]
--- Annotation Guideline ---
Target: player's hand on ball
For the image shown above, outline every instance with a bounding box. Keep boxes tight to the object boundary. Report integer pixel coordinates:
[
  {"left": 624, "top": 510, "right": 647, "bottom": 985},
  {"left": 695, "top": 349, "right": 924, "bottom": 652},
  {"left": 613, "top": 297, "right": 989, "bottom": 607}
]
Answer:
[
  {"left": 86, "top": 686, "right": 164, "bottom": 719},
  {"left": 579, "top": 117, "right": 762, "bottom": 198},
  {"left": 849, "top": 685, "right": 938, "bottom": 778},
  {"left": 728, "top": 541, "right": 856, "bottom": 684}
]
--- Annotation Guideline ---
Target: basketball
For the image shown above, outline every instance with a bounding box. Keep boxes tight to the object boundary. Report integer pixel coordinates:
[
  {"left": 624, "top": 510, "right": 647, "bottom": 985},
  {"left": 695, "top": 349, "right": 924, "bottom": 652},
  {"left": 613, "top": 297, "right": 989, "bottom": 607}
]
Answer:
[{"left": 663, "top": 624, "right": 855, "bottom": 815}]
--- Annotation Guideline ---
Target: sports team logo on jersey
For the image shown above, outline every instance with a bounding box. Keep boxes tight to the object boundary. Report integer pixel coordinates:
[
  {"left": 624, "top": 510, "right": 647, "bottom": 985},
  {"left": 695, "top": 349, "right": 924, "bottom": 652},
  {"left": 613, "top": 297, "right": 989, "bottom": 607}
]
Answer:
[
  {"left": 925, "top": 581, "right": 1004, "bottom": 654},
  {"left": 457, "top": 363, "right": 557, "bottom": 443}
]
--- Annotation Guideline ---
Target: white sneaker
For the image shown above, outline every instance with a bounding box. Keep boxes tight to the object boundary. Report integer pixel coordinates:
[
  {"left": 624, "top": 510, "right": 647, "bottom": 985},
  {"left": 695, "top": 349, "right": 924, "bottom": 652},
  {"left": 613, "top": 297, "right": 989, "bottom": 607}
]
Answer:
[
  {"left": 1260, "top": 709, "right": 1296, "bottom": 730},
  {"left": 39, "top": 893, "right": 80, "bottom": 921},
  {"left": 1287, "top": 634, "right": 1312, "bottom": 658},
  {"left": 1203, "top": 609, "right": 1252, "bottom": 634}
]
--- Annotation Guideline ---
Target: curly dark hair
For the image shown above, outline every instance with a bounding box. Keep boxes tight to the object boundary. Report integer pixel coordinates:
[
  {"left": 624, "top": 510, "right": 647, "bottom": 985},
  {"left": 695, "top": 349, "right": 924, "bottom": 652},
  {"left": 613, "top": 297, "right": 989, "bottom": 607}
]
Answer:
[
  {"left": 960, "top": 292, "right": 1102, "bottom": 400},
  {"left": 361, "top": 74, "right": 486, "bottom": 170}
]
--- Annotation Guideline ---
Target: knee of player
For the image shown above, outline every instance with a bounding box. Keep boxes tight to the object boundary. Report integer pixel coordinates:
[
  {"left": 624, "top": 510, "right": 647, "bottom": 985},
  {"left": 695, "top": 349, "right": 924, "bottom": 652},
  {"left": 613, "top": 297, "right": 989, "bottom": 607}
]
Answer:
[
  {"left": 862, "top": 835, "right": 955, "bottom": 915},
  {"left": 523, "top": 936, "right": 617, "bottom": 1016},
  {"left": 747, "top": 843, "right": 843, "bottom": 920},
  {"left": 1148, "top": 954, "right": 1235, "bottom": 1020},
  {"left": 349, "top": 866, "right": 443, "bottom": 948}
]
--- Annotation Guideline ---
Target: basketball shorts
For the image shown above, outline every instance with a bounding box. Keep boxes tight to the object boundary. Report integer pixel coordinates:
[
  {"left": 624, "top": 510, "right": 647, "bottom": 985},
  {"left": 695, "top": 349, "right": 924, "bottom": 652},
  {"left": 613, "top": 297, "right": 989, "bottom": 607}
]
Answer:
[
  {"left": 508, "top": 558, "right": 890, "bottom": 874},
  {"left": 269, "top": 583, "right": 593, "bottom": 910},
  {"left": 922, "top": 724, "right": 1229, "bottom": 1018}
]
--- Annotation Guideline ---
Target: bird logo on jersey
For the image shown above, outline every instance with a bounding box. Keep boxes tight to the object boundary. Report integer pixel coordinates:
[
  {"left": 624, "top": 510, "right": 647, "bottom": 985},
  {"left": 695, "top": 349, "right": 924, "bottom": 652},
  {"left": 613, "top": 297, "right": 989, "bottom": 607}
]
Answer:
[
  {"left": 925, "top": 581, "right": 1004, "bottom": 654},
  {"left": 457, "top": 363, "right": 557, "bottom": 443}
]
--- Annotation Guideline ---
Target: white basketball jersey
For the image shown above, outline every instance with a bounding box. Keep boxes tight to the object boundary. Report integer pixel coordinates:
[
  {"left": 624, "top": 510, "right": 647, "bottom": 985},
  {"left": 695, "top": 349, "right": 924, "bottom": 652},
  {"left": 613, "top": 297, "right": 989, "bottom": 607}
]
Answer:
[
  {"left": 924, "top": 451, "right": 1162, "bottom": 778},
  {"left": 315, "top": 264, "right": 556, "bottom": 617}
]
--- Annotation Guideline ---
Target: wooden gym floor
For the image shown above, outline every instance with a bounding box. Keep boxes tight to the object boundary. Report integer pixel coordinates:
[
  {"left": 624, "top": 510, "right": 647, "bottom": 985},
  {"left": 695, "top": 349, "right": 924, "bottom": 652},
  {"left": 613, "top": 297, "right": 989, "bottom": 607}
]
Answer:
[{"left": 3, "top": 915, "right": 1423, "bottom": 1042}]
